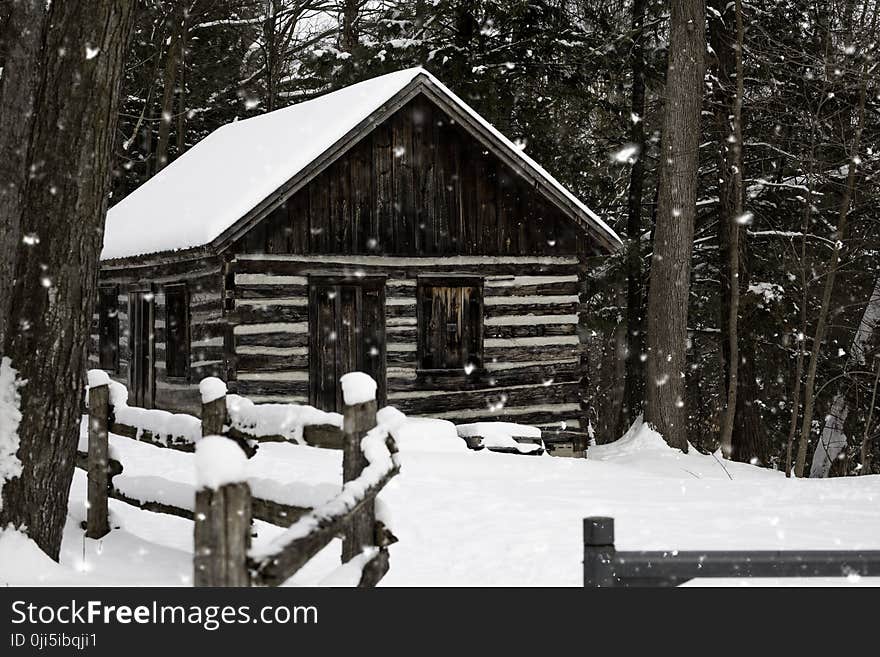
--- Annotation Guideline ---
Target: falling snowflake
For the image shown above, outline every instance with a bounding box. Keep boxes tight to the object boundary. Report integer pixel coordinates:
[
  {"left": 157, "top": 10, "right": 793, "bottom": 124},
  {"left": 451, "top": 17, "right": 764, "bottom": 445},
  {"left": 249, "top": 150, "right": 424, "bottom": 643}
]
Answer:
[{"left": 611, "top": 143, "right": 640, "bottom": 164}]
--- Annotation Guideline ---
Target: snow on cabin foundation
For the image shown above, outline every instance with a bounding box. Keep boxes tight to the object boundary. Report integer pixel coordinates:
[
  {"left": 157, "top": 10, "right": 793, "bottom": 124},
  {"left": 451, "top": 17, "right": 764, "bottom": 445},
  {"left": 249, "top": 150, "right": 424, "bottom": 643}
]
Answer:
[
  {"left": 377, "top": 406, "right": 467, "bottom": 453},
  {"left": 457, "top": 422, "right": 544, "bottom": 454}
]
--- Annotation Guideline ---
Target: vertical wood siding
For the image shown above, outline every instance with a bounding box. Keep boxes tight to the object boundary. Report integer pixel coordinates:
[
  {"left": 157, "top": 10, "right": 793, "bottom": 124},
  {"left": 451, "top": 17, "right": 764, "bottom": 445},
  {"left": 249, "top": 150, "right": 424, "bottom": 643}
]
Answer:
[{"left": 235, "top": 95, "right": 598, "bottom": 258}]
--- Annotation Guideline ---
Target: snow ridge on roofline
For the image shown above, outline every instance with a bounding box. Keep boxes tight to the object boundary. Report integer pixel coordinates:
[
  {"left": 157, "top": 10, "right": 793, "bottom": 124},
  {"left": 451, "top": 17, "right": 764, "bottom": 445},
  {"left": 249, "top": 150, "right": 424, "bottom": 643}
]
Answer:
[{"left": 101, "top": 67, "right": 620, "bottom": 260}]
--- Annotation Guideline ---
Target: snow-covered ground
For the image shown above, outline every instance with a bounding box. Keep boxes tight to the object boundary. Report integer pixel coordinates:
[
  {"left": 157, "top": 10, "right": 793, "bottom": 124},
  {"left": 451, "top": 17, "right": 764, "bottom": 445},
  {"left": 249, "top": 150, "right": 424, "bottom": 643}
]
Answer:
[{"left": 1, "top": 418, "right": 878, "bottom": 587}]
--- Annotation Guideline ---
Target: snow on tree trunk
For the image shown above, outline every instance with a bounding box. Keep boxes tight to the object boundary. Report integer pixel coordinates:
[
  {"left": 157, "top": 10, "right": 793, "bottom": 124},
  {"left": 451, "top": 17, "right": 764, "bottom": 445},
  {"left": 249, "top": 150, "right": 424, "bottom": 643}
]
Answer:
[
  {"left": 810, "top": 277, "right": 880, "bottom": 478},
  {"left": 0, "top": 358, "right": 23, "bottom": 510}
]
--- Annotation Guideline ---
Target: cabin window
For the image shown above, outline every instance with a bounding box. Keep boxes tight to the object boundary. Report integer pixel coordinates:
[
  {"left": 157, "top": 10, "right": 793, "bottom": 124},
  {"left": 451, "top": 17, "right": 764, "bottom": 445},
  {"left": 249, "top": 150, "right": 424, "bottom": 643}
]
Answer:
[
  {"left": 164, "top": 284, "right": 189, "bottom": 379},
  {"left": 417, "top": 277, "right": 483, "bottom": 372},
  {"left": 97, "top": 287, "right": 119, "bottom": 372}
]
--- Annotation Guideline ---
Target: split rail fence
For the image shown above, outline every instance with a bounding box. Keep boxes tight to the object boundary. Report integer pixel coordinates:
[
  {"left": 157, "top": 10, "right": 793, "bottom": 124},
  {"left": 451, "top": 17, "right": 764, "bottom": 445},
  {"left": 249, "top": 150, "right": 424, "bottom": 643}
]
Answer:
[{"left": 79, "top": 374, "right": 399, "bottom": 587}]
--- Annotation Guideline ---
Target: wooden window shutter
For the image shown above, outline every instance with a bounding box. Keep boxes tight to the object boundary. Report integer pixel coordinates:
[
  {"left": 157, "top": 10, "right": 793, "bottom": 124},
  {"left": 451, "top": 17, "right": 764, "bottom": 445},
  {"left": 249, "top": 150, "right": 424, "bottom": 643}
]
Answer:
[{"left": 417, "top": 277, "right": 483, "bottom": 372}]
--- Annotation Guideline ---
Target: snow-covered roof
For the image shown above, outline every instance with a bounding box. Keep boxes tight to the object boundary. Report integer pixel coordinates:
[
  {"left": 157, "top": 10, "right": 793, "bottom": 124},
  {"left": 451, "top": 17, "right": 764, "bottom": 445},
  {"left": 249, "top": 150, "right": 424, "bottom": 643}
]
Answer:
[{"left": 102, "top": 67, "right": 620, "bottom": 260}]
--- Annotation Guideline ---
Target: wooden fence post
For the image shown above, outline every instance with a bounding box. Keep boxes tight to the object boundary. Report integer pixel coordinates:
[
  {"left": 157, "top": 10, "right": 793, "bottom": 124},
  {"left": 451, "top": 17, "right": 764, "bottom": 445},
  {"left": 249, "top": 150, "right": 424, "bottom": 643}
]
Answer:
[
  {"left": 583, "top": 516, "right": 616, "bottom": 587},
  {"left": 200, "top": 377, "right": 257, "bottom": 457},
  {"left": 342, "top": 395, "right": 378, "bottom": 563},
  {"left": 86, "top": 382, "right": 111, "bottom": 539},
  {"left": 193, "top": 435, "right": 252, "bottom": 587},
  {"left": 200, "top": 380, "right": 227, "bottom": 437},
  {"left": 193, "top": 483, "right": 252, "bottom": 586}
]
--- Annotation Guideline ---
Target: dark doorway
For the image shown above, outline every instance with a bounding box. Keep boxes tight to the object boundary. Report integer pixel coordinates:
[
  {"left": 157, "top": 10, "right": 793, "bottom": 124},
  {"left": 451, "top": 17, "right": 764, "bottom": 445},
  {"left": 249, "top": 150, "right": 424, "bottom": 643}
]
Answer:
[
  {"left": 308, "top": 276, "right": 386, "bottom": 412},
  {"left": 128, "top": 290, "right": 155, "bottom": 408}
]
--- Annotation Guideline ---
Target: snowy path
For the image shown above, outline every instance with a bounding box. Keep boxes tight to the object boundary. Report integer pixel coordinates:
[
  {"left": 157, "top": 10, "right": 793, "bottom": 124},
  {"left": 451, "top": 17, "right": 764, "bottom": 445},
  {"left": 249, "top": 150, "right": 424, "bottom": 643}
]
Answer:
[{"left": 1, "top": 419, "right": 878, "bottom": 586}]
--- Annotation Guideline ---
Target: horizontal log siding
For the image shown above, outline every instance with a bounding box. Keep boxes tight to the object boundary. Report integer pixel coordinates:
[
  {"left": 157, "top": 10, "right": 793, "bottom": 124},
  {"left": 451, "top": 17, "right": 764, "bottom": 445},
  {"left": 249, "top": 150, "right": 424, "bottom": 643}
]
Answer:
[
  {"left": 90, "top": 255, "right": 226, "bottom": 415},
  {"left": 231, "top": 255, "right": 585, "bottom": 427}
]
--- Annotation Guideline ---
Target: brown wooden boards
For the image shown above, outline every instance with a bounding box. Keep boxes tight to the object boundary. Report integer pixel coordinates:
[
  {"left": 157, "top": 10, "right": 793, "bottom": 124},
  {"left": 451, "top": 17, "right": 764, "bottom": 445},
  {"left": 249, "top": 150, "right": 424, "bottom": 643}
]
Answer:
[
  {"left": 128, "top": 290, "right": 155, "bottom": 409},
  {"left": 233, "top": 96, "right": 592, "bottom": 257},
  {"left": 307, "top": 276, "right": 387, "bottom": 412}
]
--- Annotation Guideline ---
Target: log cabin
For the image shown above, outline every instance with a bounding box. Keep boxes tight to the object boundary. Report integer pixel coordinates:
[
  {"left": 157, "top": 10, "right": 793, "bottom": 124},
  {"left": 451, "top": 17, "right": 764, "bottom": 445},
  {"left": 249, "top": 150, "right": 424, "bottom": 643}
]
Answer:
[{"left": 90, "top": 67, "right": 621, "bottom": 452}]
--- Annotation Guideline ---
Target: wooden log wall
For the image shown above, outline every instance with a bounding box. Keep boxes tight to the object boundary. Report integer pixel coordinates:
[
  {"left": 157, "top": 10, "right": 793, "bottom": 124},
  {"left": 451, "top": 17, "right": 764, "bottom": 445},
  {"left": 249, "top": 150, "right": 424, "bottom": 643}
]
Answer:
[
  {"left": 89, "top": 253, "right": 226, "bottom": 415},
  {"left": 234, "top": 95, "right": 601, "bottom": 258},
  {"left": 231, "top": 254, "right": 587, "bottom": 430}
]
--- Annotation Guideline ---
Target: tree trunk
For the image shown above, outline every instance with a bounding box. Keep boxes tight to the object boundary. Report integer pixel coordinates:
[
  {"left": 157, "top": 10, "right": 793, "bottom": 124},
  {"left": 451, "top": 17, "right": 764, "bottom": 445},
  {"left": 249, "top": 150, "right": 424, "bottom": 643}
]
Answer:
[
  {"left": 644, "top": 0, "right": 706, "bottom": 452},
  {"left": 154, "top": 7, "right": 184, "bottom": 172},
  {"left": 0, "top": 2, "right": 45, "bottom": 349},
  {"left": 794, "top": 19, "right": 873, "bottom": 476},
  {"left": 623, "top": 0, "right": 648, "bottom": 424},
  {"left": 810, "top": 277, "right": 880, "bottom": 477},
  {"left": 861, "top": 361, "right": 880, "bottom": 475},
  {"left": 0, "top": 0, "right": 135, "bottom": 559},
  {"left": 176, "top": 14, "right": 188, "bottom": 156},
  {"left": 263, "top": 0, "right": 278, "bottom": 112},
  {"left": 783, "top": 21, "right": 830, "bottom": 475},
  {"left": 717, "top": 0, "right": 744, "bottom": 459},
  {"left": 341, "top": 0, "right": 359, "bottom": 53},
  {"left": 450, "top": 3, "right": 478, "bottom": 89},
  {"left": 709, "top": 0, "right": 762, "bottom": 462},
  {"left": 600, "top": 281, "right": 628, "bottom": 442},
  {"left": 731, "top": 325, "right": 770, "bottom": 463}
]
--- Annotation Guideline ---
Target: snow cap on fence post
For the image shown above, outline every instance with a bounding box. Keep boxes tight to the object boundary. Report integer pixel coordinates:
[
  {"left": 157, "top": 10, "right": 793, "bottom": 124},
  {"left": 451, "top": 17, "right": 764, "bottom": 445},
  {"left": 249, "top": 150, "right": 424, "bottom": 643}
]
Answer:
[
  {"left": 199, "top": 377, "right": 228, "bottom": 438},
  {"left": 340, "top": 372, "right": 377, "bottom": 406},
  {"left": 86, "top": 369, "right": 111, "bottom": 390},
  {"left": 194, "top": 435, "right": 247, "bottom": 491},
  {"left": 198, "top": 377, "right": 227, "bottom": 404},
  {"left": 193, "top": 434, "right": 252, "bottom": 587}
]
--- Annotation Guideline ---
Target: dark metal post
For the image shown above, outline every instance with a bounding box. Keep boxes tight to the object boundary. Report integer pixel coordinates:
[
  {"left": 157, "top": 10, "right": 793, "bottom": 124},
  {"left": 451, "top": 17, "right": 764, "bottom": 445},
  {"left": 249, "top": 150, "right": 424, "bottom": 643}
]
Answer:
[{"left": 584, "top": 516, "right": 616, "bottom": 587}]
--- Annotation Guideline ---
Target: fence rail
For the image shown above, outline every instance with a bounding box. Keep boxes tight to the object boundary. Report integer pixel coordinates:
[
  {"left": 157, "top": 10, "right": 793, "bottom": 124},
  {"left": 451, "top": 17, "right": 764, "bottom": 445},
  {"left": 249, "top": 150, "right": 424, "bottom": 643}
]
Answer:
[
  {"left": 583, "top": 516, "right": 880, "bottom": 587},
  {"left": 81, "top": 373, "right": 398, "bottom": 588},
  {"left": 248, "top": 408, "right": 399, "bottom": 586}
]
